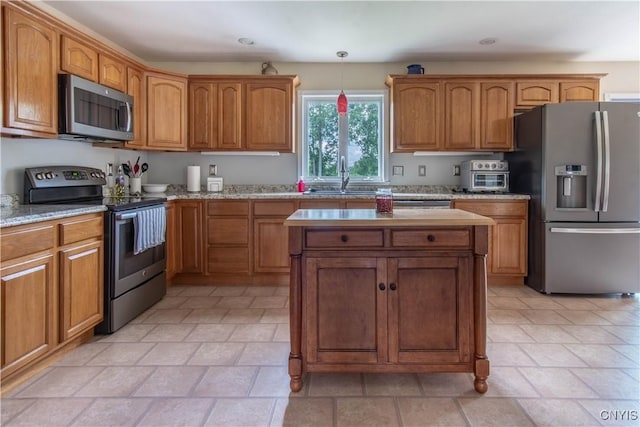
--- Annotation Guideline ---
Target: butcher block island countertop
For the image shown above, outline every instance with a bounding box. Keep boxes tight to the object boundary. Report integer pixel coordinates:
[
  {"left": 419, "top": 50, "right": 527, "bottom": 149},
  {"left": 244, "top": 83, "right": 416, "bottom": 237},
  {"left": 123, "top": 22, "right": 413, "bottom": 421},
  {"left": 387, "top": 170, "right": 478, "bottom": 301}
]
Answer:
[{"left": 284, "top": 208, "right": 494, "bottom": 394}]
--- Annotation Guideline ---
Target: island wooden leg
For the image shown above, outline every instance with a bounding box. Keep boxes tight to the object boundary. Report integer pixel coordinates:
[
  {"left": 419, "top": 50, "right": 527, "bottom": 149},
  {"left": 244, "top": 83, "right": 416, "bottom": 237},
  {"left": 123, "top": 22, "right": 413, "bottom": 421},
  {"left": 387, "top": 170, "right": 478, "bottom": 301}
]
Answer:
[
  {"left": 288, "top": 228, "right": 303, "bottom": 392},
  {"left": 473, "top": 226, "right": 490, "bottom": 393}
]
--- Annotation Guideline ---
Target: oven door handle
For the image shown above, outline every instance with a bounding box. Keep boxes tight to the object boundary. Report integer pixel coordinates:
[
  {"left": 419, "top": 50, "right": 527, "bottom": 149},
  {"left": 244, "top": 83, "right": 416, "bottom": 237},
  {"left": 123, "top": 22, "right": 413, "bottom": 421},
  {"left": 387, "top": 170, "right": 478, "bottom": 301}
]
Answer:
[{"left": 115, "top": 212, "right": 137, "bottom": 221}]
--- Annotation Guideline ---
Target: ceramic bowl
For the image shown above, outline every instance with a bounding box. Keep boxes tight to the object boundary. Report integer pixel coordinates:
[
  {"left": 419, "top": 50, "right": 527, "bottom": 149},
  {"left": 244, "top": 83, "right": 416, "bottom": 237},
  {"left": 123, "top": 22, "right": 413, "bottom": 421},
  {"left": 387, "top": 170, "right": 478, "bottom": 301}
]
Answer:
[{"left": 142, "top": 183, "right": 168, "bottom": 193}]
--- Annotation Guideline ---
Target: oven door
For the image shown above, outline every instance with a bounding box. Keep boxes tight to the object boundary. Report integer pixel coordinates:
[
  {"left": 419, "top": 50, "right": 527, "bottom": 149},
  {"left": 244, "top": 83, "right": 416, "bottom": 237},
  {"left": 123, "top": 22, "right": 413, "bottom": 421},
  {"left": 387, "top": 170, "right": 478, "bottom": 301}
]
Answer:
[
  {"left": 469, "top": 172, "right": 510, "bottom": 192},
  {"left": 108, "top": 206, "right": 166, "bottom": 298}
]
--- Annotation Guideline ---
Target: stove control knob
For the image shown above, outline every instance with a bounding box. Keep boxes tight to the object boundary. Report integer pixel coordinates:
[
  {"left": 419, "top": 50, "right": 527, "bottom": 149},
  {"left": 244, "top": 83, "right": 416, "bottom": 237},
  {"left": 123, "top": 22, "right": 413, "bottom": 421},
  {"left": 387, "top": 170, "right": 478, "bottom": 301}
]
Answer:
[
  {"left": 45, "top": 172, "right": 54, "bottom": 179},
  {"left": 477, "top": 164, "right": 483, "bottom": 169},
  {"left": 491, "top": 163, "right": 497, "bottom": 169},
  {"left": 35, "top": 173, "right": 44, "bottom": 180}
]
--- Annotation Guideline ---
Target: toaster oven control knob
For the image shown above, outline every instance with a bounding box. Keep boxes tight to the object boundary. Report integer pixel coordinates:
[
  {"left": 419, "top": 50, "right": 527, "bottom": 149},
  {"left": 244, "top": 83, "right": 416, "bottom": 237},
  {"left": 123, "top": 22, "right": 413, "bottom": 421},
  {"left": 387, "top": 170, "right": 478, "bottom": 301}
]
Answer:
[
  {"left": 45, "top": 172, "right": 54, "bottom": 179},
  {"left": 35, "top": 173, "right": 44, "bottom": 180}
]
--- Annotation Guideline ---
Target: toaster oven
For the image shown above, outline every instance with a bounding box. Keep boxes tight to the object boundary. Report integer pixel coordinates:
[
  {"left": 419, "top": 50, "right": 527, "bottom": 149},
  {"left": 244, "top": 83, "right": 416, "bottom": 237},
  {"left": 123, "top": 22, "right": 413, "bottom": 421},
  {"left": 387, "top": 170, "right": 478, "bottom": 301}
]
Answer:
[{"left": 461, "top": 160, "right": 509, "bottom": 192}]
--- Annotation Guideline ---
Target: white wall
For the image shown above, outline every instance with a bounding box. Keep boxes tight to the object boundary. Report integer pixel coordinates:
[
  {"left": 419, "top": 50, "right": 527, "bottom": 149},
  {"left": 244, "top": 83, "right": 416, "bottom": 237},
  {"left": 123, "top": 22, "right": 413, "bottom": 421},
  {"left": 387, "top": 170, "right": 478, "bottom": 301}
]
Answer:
[{"left": 2, "top": 60, "right": 638, "bottom": 196}]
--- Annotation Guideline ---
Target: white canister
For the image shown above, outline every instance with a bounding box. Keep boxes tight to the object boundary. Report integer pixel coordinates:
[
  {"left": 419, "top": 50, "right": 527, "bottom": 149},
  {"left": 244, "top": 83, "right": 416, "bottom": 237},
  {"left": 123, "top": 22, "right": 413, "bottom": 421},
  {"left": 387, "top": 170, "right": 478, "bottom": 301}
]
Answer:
[{"left": 187, "top": 165, "right": 201, "bottom": 192}]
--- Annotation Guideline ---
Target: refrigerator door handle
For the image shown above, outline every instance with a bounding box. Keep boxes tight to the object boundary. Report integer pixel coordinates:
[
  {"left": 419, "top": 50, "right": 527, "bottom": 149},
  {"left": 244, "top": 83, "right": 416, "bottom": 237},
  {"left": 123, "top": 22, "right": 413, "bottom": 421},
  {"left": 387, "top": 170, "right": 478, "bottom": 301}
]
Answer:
[
  {"left": 601, "top": 110, "right": 611, "bottom": 212},
  {"left": 594, "top": 111, "right": 604, "bottom": 212},
  {"left": 550, "top": 227, "right": 640, "bottom": 234}
]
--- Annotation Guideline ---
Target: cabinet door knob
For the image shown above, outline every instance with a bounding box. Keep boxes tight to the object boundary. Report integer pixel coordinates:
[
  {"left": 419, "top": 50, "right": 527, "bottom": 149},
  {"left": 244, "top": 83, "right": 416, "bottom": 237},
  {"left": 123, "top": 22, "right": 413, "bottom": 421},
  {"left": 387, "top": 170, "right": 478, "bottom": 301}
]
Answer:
[
  {"left": 390, "top": 283, "right": 397, "bottom": 291},
  {"left": 340, "top": 234, "right": 349, "bottom": 242},
  {"left": 378, "top": 283, "right": 386, "bottom": 291},
  {"left": 427, "top": 234, "right": 436, "bottom": 242}
]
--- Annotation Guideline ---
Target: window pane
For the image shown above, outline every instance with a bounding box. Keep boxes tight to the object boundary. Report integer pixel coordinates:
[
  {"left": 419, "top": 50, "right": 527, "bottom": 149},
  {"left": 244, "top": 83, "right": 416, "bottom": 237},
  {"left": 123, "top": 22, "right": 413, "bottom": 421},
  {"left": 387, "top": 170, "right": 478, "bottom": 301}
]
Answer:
[
  {"left": 306, "top": 101, "right": 338, "bottom": 177},
  {"left": 348, "top": 101, "right": 380, "bottom": 178}
]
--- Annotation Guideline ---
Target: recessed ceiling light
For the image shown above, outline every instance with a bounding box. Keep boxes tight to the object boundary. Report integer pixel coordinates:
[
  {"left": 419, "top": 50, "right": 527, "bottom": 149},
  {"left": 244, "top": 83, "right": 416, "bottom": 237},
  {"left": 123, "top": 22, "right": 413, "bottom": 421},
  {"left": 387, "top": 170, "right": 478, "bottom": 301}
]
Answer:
[
  {"left": 238, "top": 37, "right": 255, "bottom": 46},
  {"left": 479, "top": 38, "right": 497, "bottom": 45}
]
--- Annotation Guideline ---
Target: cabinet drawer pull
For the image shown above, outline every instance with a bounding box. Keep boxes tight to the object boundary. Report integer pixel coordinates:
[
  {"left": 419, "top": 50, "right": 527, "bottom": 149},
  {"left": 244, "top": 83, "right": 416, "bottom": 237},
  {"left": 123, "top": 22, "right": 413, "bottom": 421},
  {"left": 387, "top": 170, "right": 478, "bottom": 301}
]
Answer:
[
  {"left": 340, "top": 234, "right": 349, "bottom": 242},
  {"left": 390, "top": 283, "right": 397, "bottom": 291},
  {"left": 378, "top": 283, "right": 386, "bottom": 291},
  {"left": 427, "top": 234, "right": 436, "bottom": 242}
]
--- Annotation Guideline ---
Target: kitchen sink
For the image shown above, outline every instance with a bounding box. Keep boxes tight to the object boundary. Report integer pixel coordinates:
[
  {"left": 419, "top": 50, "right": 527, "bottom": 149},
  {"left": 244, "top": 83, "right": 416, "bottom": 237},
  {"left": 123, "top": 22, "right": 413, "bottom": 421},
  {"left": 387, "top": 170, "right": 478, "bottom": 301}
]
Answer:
[{"left": 303, "top": 189, "right": 377, "bottom": 196}]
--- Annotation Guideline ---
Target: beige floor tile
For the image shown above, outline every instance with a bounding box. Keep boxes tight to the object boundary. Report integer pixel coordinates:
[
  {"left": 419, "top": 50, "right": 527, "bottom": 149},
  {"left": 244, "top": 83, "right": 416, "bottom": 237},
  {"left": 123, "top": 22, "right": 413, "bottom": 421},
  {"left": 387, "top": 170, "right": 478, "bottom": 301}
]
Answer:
[
  {"left": 230, "top": 324, "right": 277, "bottom": 341},
  {"left": 518, "top": 398, "right": 599, "bottom": 426},
  {"left": 141, "top": 324, "right": 196, "bottom": 342},
  {"left": 180, "top": 296, "right": 223, "bottom": 309},
  {"left": 364, "top": 373, "right": 422, "bottom": 396},
  {"left": 518, "top": 367, "right": 599, "bottom": 398},
  {"left": 486, "top": 343, "right": 537, "bottom": 367},
  {"left": 571, "top": 368, "right": 640, "bottom": 399},
  {"left": 141, "top": 308, "right": 192, "bottom": 324},
  {"left": 336, "top": 397, "right": 399, "bottom": 427},
  {"left": 483, "top": 367, "right": 539, "bottom": 397},
  {"left": 216, "top": 296, "right": 255, "bottom": 309},
  {"left": 251, "top": 296, "right": 288, "bottom": 309},
  {"left": 579, "top": 399, "right": 640, "bottom": 426},
  {"left": 488, "top": 309, "right": 532, "bottom": 324},
  {"left": 610, "top": 344, "right": 640, "bottom": 363},
  {"left": 182, "top": 308, "right": 229, "bottom": 323},
  {"left": 133, "top": 366, "right": 207, "bottom": 397},
  {"left": 237, "top": 342, "right": 290, "bottom": 366},
  {"left": 594, "top": 310, "right": 639, "bottom": 326},
  {"left": 75, "top": 366, "right": 154, "bottom": 397},
  {"left": 560, "top": 310, "right": 613, "bottom": 325},
  {"left": 15, "top": 367, "right": 104, "bottom": 398},
  {"left": 221, "top": 308, "right": 266, "bottom": 324},
  {"left": 137, "top": 398, "right": 214, "bottom": 427},
  {"left": 175, "top": 285, "right": 217, "bottom": 296},
  {"left": 518, "top": 324, "right": 580, "bottom": 344},
  {"left": 184, "top": 324, "right": 237, "bottom": 342},
  {"left": 308, "top": 373, "right": 364, "bottom": 397},
  {"left": 137, "top": 342, "right": 200, "bottom": 365},
  {"left": 95, "top": 323, "right": 156, "bottom": 343},
  {"left": 86, "top": 342, "right": 155, "bottom": 366},
  {"left": 624, "top": 368, "right": 639, "bottom": 381},
  {"left": 552, "top": 296, "right": 602, "bottom": 310},
  {"left": 487, "top": 324, "right": 536, "bottom": 342},
  {"left": 244, "top": 286, "right": 279, "bottom": 296},
  {"left": 417, "top": 372, "right": 477, "bottom": 397},
  {"left": 70, "top": 397, "right": 153, "bottom": 426},
  {"left": 205, "top": 398, "right": 275, "bottom": 426},
  {"left": 519, "top": 343, "right": 588, "bottom": 367},
  {"left": 270, "top": 397, "right": 334, "bottom": 427},
  {"left": 188, "top": 342, "right": 246, "bottom": 365},
  {"left": 272, "top": 324, "right": 291, "bottom": 342},
  {"left": 458, "top": 397, "right": 535, "bottom": 427},
  {"left": 1, "top": 398, "right": 35, "bottom": 424},
  {"left": 193, "top": 366, "right": 258, "bottom": 397},
  {"left": 3, "top": 397, "right": 93, "bottom": 426},
  {"left": 151, "top": 295, "right": 189, "bottom": 309},
  {"left": 212, "top": 286, "right": 247, "bottom": 296},
  {"left": 250, "top": 366, "right": 305, "bottom": 397},
  {"left": 519, "top": 297, "right": 566, "bottom": 310},
  {"left": 602, "top": 325, "right": 640, "bottom": 344},
  {"left": 165, "top": 285, "right": 184, "bottom": 296},
  {"left": 53, "top": 342, "right": 111, "bottom": 366},
  {"left": 397, "top": 397, "right": 467, "bottom": 427},
  {"left": 520, "top": 309, "right": 574, "bottom": 325},
  {"left": 561, "top": 325, "right": 626, "bottom": 344},
  {"left": 566, "top": 344, "right": 638, "bottom": 368},
  {"left": 587, "top": 296, "right": 640, "bottom": 311},
  {"left": 274, "top": 286, "right": 290, "bottom": 296},
  {"left": 490, "top": 297, "right": 530, "bottom": 309},
  {"left": 260, "top": 308, "right": 290, "bottom": 323},
  {"left": 490, "top": 287, "right": 542, "bottom": 298}
]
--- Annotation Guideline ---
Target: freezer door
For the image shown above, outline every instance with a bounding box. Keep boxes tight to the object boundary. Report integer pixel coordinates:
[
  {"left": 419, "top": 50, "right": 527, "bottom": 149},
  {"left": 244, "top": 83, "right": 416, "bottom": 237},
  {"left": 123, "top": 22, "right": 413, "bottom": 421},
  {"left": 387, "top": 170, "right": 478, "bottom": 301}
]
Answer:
[
  {"left": 544, "top": 222, "right": 640, "bottom": 294},
  {"left": 542, "top": 103, "right": 599, "bottom": 222},
  {"left": 597, "top": 102, "right": 640, "bottom": 222}
]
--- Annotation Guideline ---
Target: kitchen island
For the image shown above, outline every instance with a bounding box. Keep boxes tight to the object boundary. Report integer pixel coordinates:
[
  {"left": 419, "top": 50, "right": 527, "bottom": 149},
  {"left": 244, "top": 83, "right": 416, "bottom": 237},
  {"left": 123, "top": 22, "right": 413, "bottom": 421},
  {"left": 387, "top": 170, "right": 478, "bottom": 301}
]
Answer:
[{"left": 284, "top": 208, "right": 495, "bottom": 393}]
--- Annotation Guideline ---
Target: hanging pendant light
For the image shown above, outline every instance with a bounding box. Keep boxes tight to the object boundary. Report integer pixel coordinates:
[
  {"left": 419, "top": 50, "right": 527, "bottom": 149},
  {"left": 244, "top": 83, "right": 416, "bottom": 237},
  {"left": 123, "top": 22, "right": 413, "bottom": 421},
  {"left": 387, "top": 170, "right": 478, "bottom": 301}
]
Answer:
[{"left": 336, "top": 51, "right": 348, "bottom": 115}]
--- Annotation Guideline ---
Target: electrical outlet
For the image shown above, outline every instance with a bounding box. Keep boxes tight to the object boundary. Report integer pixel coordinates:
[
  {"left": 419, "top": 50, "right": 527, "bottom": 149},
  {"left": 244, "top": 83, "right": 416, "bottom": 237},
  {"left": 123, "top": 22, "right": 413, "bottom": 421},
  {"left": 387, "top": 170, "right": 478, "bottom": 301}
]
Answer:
[
  {"left": 453, "top": 165, "right": 461, "bottom": 176},
  {"left": 418, "top": 165, "right": 426, "bottom": 176},
  {"left": 392, "top": 165, "right": 404, "bottom": 176}
]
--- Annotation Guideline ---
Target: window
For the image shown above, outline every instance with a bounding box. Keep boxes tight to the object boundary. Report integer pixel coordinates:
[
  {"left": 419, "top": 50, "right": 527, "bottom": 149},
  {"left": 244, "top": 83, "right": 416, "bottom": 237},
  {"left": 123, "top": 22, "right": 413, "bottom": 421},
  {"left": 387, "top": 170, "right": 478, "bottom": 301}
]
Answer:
[{"left": 300, "top": 91, "right": 386, "bottom": 183}]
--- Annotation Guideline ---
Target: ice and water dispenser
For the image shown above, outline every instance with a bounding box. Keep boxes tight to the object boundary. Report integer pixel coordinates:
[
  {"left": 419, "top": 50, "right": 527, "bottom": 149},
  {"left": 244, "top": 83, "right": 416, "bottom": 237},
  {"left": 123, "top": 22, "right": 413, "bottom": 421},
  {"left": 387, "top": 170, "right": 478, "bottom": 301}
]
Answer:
[{"left": 555, "top": 164, "right": 587, "bottom": 209}]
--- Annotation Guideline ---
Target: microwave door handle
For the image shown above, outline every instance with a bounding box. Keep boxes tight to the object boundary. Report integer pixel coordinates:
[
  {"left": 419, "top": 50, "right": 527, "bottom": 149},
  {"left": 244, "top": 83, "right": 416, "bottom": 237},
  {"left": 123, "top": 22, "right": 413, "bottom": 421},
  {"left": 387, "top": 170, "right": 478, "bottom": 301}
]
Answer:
[{"left": 125, "top": 102, "right": 133, "bottom": 132}]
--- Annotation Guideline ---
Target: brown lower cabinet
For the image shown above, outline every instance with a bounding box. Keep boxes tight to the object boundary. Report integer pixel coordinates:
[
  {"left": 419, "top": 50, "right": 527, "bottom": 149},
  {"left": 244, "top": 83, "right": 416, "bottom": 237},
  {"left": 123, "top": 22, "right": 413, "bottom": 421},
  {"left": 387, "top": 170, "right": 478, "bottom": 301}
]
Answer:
[{"left": 0, "top": 213, "right": 104, "bottom": 391}]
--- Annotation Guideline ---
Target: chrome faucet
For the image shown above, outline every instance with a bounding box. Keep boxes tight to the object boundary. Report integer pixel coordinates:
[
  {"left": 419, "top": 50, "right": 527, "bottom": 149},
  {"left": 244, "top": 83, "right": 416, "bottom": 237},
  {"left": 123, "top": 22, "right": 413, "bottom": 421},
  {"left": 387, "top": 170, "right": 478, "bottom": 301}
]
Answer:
[{"left": 339, "top": 156, "right": 350, "bottom": 192}]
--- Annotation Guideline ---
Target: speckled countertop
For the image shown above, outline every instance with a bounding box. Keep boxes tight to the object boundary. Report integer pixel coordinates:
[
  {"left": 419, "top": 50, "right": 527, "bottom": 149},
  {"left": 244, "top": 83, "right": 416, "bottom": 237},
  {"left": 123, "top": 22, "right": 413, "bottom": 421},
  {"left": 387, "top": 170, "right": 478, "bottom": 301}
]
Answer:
[{"left": 1, "top": 185, "right": 529, "bottom": 228}]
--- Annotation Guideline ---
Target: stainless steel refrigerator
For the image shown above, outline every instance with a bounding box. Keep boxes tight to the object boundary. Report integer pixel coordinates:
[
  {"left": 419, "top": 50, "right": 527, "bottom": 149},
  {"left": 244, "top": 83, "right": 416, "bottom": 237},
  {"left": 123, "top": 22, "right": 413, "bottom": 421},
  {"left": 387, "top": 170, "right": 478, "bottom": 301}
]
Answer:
[{"left": 506, "top": 102, "right": 640, "bottom": 294}]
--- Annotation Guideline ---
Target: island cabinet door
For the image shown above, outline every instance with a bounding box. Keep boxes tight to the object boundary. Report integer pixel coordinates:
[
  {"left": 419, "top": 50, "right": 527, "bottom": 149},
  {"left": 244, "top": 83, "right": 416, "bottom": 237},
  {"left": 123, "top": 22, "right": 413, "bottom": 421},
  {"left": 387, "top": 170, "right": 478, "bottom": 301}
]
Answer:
[
  {"left": 305, "top": 257, "right": 388, "bottom": 364},
  {"left": 387, "top": 256, "right": 473, "bottom": 364}
]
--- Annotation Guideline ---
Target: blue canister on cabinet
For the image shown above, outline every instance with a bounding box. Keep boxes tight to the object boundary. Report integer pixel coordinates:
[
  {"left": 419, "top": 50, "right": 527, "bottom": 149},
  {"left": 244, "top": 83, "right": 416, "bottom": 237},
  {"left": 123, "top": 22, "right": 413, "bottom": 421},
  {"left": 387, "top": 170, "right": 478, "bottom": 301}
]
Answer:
[{"left": 407, "top": 64, "right": 425, "bottom": 74}]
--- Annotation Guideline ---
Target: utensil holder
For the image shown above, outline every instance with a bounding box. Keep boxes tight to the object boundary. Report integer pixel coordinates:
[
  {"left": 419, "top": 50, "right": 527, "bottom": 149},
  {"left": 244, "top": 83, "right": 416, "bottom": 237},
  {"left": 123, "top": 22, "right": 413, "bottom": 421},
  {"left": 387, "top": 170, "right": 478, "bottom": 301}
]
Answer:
[{"left": 129, "top": 177, "right": 142, "bottom": 196}]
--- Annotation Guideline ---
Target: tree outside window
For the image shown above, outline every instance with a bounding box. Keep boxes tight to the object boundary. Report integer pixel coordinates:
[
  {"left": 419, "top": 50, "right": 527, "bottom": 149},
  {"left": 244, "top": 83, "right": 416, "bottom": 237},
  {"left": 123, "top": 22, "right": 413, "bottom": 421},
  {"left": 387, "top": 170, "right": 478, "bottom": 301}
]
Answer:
[{"left": 301, "top": 91, "right": 386, "bottom": 183}]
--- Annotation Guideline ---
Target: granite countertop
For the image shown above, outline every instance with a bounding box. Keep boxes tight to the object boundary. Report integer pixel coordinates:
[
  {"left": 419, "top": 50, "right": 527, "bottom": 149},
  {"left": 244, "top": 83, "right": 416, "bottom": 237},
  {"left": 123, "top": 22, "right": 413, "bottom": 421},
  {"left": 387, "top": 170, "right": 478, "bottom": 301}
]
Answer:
[
  {"left": 284, "top": 208, "right": 496, "bottom": 227},
  {"left": 0, "top": 205, "right": 107, "bottom": 228}
]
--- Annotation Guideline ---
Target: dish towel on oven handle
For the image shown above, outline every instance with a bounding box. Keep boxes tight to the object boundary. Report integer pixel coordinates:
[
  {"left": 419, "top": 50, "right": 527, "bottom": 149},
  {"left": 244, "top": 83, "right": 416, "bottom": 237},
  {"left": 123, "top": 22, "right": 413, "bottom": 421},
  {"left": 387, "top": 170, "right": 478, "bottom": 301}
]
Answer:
[{"left": 133, "top": 206, "right": 166, "bottom": 255}]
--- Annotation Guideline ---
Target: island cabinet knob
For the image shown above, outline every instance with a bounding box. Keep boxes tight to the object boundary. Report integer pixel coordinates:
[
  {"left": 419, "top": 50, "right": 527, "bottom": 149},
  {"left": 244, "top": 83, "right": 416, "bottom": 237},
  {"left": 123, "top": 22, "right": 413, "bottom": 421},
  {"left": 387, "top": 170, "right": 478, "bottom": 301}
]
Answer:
[
  {"left": 390, "top": 283, "right": 397, "bottom": 291},
  {"left": 378, "top": 283, "right": 386, "bottom": 291},
  {"left": 427, "top": 234, "right": 436, "bottom": 242},
  {"left": 340, "top": 234, "right": 349, "bottom": 242}
]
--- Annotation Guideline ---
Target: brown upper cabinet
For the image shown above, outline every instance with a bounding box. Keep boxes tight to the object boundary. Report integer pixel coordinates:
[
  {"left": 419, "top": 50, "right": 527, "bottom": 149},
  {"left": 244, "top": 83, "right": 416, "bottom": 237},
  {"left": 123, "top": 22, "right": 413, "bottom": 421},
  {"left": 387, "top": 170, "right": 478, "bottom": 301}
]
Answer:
[
  {"left": 388, "top": 74, "right": 603, "bottom": 152},
  {"left": 125, "top": 66, "right": 147, "bottom": 149},
  {"left": 3, "top": 6, "right": 58, "bottom": 136},
  {"left": 146, "top": 72, "right": 188, "bottom": 151},
  {"left": 98, "top": 53, "right": 127, "bottom": 92},
  {"left": 60, "top": 35, "right": 99, "bottom": 81},
  {"left": 188, "top": 76, "right": 299, "bottom": 153}
]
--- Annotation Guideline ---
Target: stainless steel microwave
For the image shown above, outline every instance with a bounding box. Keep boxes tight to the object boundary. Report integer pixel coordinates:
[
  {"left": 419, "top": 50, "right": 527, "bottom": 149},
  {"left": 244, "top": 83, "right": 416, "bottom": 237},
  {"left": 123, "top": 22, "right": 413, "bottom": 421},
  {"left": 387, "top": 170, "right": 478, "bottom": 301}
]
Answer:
[{"left": 58, "top": 74, "right": 133, "bottom": 142}]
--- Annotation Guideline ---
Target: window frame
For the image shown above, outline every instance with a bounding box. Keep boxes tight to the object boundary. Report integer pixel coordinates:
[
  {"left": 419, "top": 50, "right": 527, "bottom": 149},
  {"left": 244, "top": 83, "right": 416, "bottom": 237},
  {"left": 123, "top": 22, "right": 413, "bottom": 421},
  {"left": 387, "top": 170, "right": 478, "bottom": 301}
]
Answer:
[{"left": 298, "top": 89, "right": 389, "bottom": 184}]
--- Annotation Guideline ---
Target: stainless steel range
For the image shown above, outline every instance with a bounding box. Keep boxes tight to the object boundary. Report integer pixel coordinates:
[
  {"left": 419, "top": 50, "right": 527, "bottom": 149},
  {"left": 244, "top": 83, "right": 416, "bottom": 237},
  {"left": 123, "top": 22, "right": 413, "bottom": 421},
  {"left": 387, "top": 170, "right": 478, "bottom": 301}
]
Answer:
[{"left": 24, "top": 165, "right": 167, "bottom": 333}]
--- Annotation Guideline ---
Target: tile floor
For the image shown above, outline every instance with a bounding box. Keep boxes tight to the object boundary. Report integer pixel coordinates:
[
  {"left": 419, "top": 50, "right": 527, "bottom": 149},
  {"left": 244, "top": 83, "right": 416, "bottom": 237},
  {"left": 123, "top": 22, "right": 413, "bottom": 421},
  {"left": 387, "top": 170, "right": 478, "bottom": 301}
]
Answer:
[{"left": 2, "top": 285, "right": 638, "bottom": 426}]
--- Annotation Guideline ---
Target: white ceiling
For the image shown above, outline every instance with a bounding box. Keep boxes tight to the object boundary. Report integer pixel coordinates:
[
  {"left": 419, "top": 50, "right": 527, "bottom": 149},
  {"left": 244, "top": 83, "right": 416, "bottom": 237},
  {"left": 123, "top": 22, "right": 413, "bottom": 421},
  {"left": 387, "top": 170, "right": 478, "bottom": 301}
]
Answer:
[{"left": 42, "top": 1, "right": 640, "bottom": 63}]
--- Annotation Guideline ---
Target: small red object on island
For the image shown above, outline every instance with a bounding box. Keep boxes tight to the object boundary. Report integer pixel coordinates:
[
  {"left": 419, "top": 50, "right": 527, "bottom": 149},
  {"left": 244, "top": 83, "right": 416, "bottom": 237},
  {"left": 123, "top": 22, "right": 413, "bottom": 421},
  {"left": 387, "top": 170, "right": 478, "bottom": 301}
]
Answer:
[{"left": 375, "top": 189, "right": 393, "bottom": 213}]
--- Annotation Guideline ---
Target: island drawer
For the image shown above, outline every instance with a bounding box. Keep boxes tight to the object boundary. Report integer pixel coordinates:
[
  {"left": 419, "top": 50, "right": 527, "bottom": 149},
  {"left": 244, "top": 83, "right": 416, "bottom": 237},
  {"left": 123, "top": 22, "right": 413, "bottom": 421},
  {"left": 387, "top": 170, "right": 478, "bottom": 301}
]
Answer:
[
  {"left": 305, "top": 229, "right": 384, "bottom": 248},
  {"left": 391, "top": 229, "right": 471, "bottom": 248}
]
